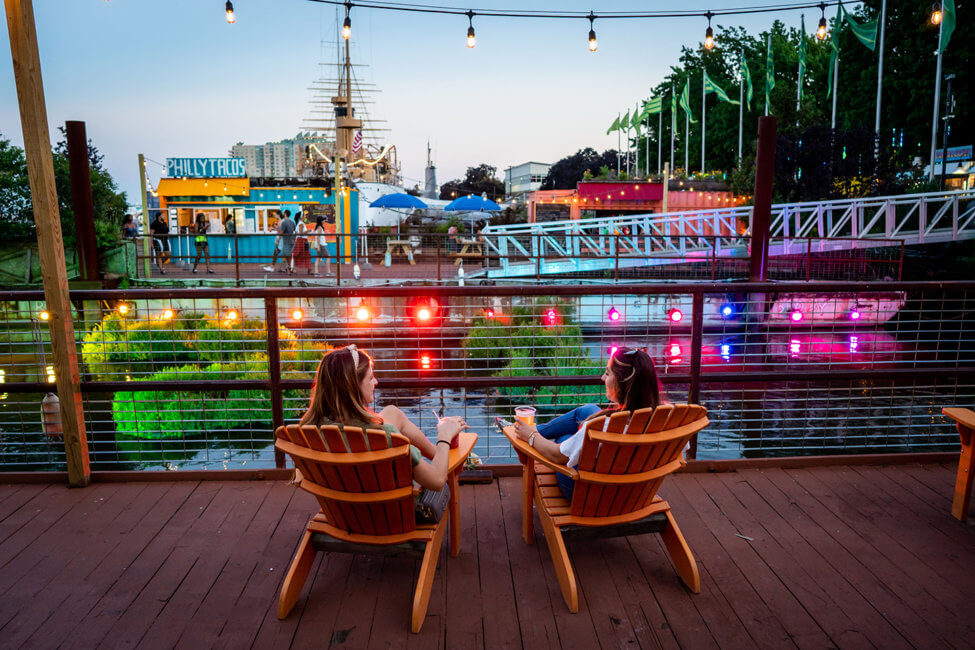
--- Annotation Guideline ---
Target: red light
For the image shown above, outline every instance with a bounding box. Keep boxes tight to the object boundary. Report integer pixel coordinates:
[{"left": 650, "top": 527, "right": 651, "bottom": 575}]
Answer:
[
  {"left": 355, "top": 306, "right": 370, "bottom": 322},
  {"left": 607, "top": 307, "right": 621, "bottom": 322},
  {"left": 670, "top": 344, "right": 682, "bottom": 357},
  {"left": 668, "top": 309, "right": 683, "bottom": 323},
  {"left": 417, "top": 307, "right": 432, "bottom": 322},
  {"left": 544, "top": 309, "right": 559, "bottom": 326},
  {"left": 485, "top": 308, "right": 495, "bottom": 319},
  {"left": 790, "top": 310, "right": 803, "bottom": 322},
  {"left": 420, "top": 354, "right": 432, "bottom": 370}
]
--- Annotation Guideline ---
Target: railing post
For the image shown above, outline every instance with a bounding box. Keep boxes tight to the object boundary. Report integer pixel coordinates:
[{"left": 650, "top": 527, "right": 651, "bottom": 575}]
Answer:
[
  {"left": 614, "top": 233, "right": 620, "bottom": 282},
  {"left": 749, "top": 116, "right": 776, "bottom": 282},
  {"left": 233, "top": 230, "right": 240, "bottom": 284},
  {"left": 436, "top": 233, "right": 441, "bottom": 282},
  {"left": 806, "top": 237, "right": 812, "bottom": 282},
  {"left": 952, "top": 195, "right": 959, "bottom": 240},
  {"left": 919, "top": 199, "right": 928, "bottom": 243},
  {"left": 688, "top": 291, "right": 704, "bottom": 460},
  {"left": 265, "top": 296, "right": 285, "bottom": 468}
]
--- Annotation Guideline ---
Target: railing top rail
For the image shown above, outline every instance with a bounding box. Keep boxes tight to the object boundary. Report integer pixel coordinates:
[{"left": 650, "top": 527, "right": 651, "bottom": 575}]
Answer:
[{"left": 6, "top": 279, "right": 974, "bottom": 301}]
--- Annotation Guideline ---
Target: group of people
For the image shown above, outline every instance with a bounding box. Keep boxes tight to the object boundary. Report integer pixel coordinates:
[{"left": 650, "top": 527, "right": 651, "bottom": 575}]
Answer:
[
  {"left": 302, "top": 344, "right": 662, "bottom": 498},
  {"left": 262, "top": 209, "right": 336, "bottom": 276}
]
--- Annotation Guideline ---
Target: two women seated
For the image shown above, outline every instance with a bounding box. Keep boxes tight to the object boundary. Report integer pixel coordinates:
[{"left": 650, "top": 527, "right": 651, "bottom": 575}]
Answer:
[{"left": 299, "top": 344, "right": 660, "bottom": 499}]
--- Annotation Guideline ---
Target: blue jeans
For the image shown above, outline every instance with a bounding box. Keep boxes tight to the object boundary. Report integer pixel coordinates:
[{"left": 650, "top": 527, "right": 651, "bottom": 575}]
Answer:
[{"left": 536, "top": 404, "right": 600, "bottom": 501}]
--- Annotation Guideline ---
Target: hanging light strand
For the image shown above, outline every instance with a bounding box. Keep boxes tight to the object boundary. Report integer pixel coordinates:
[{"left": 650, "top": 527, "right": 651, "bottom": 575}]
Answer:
[
  {"left": 225, "top": 0, "right": 235, "bottom": 23},
  {"left": 466, "top": 10, "right": 476, "bottom": 48},
  {"left": 587, "top": 12, "right": 597, "bottom": 52},
  {"left": 816, "top": 2, "right": 827, "bottom": 39},
  {"left": 930, "top": 1, "right": 943, "bottom": 25},
  {"left": 704, "top": 11, "right": 715, "bottom": 49},
  {"left": 342, "top": 1, "right": 353, "bottom": 39}
]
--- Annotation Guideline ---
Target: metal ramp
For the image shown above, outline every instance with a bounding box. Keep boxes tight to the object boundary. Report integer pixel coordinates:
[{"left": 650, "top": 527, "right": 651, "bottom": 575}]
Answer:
[{"left": 480, "top": 189, "right": 975, "bottom": 278}]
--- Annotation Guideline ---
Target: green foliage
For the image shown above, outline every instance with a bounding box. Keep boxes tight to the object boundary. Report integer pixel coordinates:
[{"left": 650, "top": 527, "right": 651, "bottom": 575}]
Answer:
[
  {"left": 439, "top": 163, "right": 505, "bottom": 201},
  {"left": 0, "top": 130, "right": 128, "bottom": 251},
  {"left": 462, "top": 302, "right": 603, "bottom": 404}
]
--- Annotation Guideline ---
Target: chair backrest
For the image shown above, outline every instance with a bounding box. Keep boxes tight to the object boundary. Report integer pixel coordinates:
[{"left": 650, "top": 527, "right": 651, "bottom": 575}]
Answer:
[
  {"left": 570, "top": 404, "right": 708, "bottom": 518},
  {"left": 275, "top": 423, "right": 416, "bottom": 536}
]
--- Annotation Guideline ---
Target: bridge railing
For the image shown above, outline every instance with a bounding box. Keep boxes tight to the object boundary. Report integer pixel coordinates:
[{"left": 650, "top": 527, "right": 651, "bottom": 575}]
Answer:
[{"left": 1, "top": 280, "right": 972, "bottom": 473}]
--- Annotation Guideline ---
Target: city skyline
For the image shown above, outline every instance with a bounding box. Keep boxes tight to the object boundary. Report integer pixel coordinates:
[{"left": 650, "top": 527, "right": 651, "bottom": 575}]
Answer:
[{"left": 2, "top": 0, "right": 826, "bottom": 203}]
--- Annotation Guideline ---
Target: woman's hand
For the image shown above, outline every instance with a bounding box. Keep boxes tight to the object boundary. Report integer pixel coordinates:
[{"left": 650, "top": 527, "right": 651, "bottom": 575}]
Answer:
[
  {"left": 513, "top": 420, "right": 538, "bottom": 442},
  {"left": 436, "top": 416, "right": 468, "bottom": 445}
]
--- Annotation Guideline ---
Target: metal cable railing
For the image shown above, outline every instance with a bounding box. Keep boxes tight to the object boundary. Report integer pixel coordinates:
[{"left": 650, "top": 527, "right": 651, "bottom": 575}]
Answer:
[{"left": 1, "top": 281, "right": 972, "bottom": 471}]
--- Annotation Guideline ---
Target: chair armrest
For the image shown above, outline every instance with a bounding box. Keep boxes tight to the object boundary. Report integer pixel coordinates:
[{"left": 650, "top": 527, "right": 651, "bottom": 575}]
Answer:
[
  {"left": 944, "top": 407, "right": 975, "bottom": 432},
  {"left": 500, "top": 425, "right": 578, "bottom": 479},
  {"left": 447, "top": 431, "right": 478, "bottom": 474}
]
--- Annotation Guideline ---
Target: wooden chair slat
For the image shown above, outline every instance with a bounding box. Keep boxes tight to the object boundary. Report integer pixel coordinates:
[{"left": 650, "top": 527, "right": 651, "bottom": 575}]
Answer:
[
  {"left": 575, "top": 416, "right": 605, "bottom": 472},
  {"left": 626, "top": 408, "right": 655, "bottom": 434},
  {"left": 644, "top": 404, "right": 674, "bottom": 433},
  {"left": 364, "top": 429, "right": 405, "bottom": 534}
]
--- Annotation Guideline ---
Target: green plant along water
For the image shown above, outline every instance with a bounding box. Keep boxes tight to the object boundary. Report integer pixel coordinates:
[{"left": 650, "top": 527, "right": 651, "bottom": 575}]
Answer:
[
  {"left": 462, "top": 300, "right": 602, "bottom": 405},
  {"left": 81, "top": 312, "right": 329, "bottom": 441}
]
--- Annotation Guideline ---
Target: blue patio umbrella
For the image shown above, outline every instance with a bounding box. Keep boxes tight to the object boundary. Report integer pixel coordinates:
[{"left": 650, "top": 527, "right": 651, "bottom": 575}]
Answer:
[
  {"left": 443, "top": 194, "right": 501, "bottom": 212},
  {"left": 369, "top": 193, "right": 428, "bottom": 209}
]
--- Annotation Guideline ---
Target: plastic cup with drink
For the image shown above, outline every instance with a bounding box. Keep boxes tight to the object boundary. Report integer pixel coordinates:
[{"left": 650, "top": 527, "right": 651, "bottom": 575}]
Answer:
[
  {"left": 433, "top": 408, "right": 460, "bottom": 449},
  {"left": 514, "top": 406, "right": 536, "bottom": 427}
]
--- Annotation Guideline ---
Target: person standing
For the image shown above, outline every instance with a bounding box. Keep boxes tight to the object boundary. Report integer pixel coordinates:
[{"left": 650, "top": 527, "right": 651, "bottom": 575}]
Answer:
[
  {"left": 149, "top": 211, "right": 170, "bottom": 274},
  {"left": 277, "top": 210, "right": 296, "bottom": 274},
  {"left": 293, "top": 211, "right": 312, "bottom": 273},
  {"left": 122, "top": 214, "right": 138, "bottom": 240},
  {"left": 263, "top": 213, "right": 282, "bottom": 273},
  {"left": 192, "top": 212, "right": 214, "bottom": 274}
]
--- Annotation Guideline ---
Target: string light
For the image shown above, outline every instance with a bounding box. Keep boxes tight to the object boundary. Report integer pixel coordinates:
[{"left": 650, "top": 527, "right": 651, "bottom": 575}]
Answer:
[
  {"left": 466, "top": 10, "right": 476, "bottom": 48},
  {"left": 587, "top": 12, "right": 597, "bottom": 52},
  {"left": 816, "top": 3, "right": 827, "bottom": 39},
  {"left": 930, "top": 1, "right": 942, "bottom": 25},
  {"left": 39, "top": 310, "right": 50, "bottom": 321},
  {"left": 342, "top": 1, "right": 352, "bottom": 39},
  {"left": 225, "top": 0, "right": 235, "bottom": 23},
  {"left": 704, "top": 11, "right": 715, "bottom": 50},
  {"left": 117, "top": 303, "right": 129, "bottom": 315}
]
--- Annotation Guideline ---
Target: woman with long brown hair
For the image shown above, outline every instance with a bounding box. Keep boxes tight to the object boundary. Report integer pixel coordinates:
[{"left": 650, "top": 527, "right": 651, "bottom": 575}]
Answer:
[
  {"left": 512, "top": 347, "right": 662, "bottom": 498},
  {"left": 300, "top": 345, "right": 468, "bottom": 490}
]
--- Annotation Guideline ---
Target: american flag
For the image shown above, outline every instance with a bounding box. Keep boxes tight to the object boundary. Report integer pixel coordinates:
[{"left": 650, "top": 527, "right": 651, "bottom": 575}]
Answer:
[{"left": 352, "top": 130, "right": 362, "bottom": 155}]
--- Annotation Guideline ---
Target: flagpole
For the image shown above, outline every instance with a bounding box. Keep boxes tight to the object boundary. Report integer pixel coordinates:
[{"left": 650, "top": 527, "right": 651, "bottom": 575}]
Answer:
[
  {"left": 874, "top": 0, "right": 887, "bottom": 140},
  {"left": 684, "top": 112, "right": 689, "bottom": 173},
  {"left": 928, "top": 18, "right": 944, "bottom": 180},
  {"left": 738, "top": 59, "right": 744, "bottom": 162},
  {"left": 617, "top": 112, "right": 621, "bottom": 174},
  {"left": 670, "top": 97, "right": 675, "bottom": 172},
  {"left": 645, "top": 115, "right": 649, "bottom": 178},
  {"left": 658, "top": 110, "right": 663, "bottom": 174},
  {"left": 701, "top": 70, "right": 707, "bottom": 173},
  {"left": 765, "top": 33, "right": 770, "bottom": 116},
  {"left": 831, "top": 53, "right": 839, "bottom": 128}
]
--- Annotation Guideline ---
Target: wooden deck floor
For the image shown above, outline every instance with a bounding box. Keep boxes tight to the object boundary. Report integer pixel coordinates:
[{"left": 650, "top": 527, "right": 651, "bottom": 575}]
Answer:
[{"left": 1, "top": 463, "right": 973, "bottom": 649}]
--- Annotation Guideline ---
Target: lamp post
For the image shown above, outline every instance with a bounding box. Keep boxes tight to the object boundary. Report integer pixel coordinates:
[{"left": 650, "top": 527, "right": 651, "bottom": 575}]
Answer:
[{"left": 939, "top": 73, "right": 956, "bottom": 189}]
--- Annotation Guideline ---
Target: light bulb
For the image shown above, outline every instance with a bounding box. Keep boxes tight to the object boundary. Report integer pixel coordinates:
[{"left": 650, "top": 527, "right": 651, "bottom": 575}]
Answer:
[
  {"left": 931, "top": 2, "right": 943, "bottom": 25},
  {"left": 225, "top": 0, "right": 235, "bottom": 24},
  {"left": 705, "top": 26, "right": 715, "bottom": 50},
  {"left": 817, "top": 18, "right": 827, "bottom": 40},
  {"left": 588, "top": 29, "right": 598, "bottom": 52},
  {"left": 467, "top": 26, "right": 476, "bottom": 48},
  {"left": 342, "top": 15, "right": 351, "bottom": 40}
]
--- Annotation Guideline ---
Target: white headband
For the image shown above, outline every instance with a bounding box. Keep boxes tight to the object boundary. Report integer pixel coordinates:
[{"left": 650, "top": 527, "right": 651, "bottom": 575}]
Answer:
[{"left": 346, "top": 344, "right": 359, "bottom": 369}]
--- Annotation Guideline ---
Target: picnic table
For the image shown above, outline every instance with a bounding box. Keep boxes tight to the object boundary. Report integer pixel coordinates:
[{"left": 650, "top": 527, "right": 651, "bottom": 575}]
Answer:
[
  {"left": 452, "top": 238, "right": 484, "bottom": 265},
  {"left": 385, "top": 239, "right": 415, "bottom": 265}
]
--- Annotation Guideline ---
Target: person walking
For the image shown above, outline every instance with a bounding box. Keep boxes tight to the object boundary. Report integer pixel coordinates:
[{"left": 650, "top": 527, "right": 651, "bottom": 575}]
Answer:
[
  {"left": 149, "top": 211, "right": 169, "bottom": 274},
  {"left": 191, "top": 212, "right": 214, "bottom": 274},
  {"left": 276, "top": 210, "right": 296, "bottom": 274}
]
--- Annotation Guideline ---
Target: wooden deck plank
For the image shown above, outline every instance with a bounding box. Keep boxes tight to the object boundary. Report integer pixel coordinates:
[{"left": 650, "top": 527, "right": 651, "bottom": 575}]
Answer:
[
  {"left": 0, "top": 483, "right": 47, "bottom": 521},
  {"left": 0, "top": 464, "right": 972, "bottom": 648},
  {"left": 757, "top": 468, "right": 957, "bottom": 648},
  {"left": 731, "top": 469, "right": 910, "bottom": 649}
]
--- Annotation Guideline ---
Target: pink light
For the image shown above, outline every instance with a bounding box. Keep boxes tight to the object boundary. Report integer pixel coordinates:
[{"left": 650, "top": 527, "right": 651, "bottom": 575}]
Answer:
[
  {"left": 485, "top": 308, "right": 495, "bottom": 319},
  {"left": 609, "top": 346, "right": 619, "bottom": 356},
  {"left": 849, "top": 310, "right": 861, "bottom": 320},
  {"left": 607, "top": 307, "right": 621, "bottom": 321},
  {"left": 790, "top": 339, "right": 801, "bottom": 355},
  {"left": 668, "top": 309, "right": 683, "bottom": 323},
  {"left": 790, "top": 310, "right": 803, "bottom": 322},
  {"left": 545, "top": 309, "right": 559, "bottom": 325}
]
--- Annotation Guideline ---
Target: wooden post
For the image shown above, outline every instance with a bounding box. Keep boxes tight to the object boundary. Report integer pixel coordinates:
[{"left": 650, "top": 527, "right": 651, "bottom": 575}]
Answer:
[
  {"left": 65, "top": 121, "right": 98, "bottom": 282},
  {"left": 749, "top": 116, "right": 776, "bottom": 282},
  {"left": 5, "top": 0, "right": 90, "bottom": 486},
  {"left": 138, "top": 154, "right": 151, "bottom": 278}
]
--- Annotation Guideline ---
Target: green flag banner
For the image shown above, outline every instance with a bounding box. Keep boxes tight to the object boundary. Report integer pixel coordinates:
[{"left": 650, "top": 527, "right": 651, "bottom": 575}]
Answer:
[
  {"left": 798, "top": 14, "right": 807, "bottom": 103},
  {"left": 827, "top": 4, "right": 842, "bottom": 98},
  {"left": 643, "top": 96, "right": 663, "bottom": 116},
  {"left": 670, "top": 89, "right": 677, "bottom": 116},
  {"left": 765, "top": 35, "right": 775, "bottom": 112},
  {"left": 632, "top": 104, "right": 642, "bottom": 135},
  {"left": 606, "top": 115, "right": 620, "bottom": 135},
  {"left": 741, "top": 53, "right": 753, "bottom": 108},
  {"left": 704, "top": 71, "right": 741, "bottom": 105},
  {"left": 841, "top": 5, "right": 878, "bottom": 51},
  {"left": 679, "top": 79, "right": 698, "bottom": 123},
  {"left": 620, "top": 110, "right": 630, "bottom": 131},
  {"left": 941, "top": 0, "right": 956, "bottom": 53}
]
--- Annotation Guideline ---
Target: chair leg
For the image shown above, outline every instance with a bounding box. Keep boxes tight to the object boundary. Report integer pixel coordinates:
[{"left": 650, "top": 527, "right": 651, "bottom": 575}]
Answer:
[
  {"left": 411, "top": 519, "right": 447, "bottom": 633},
  {"left": 278, "top": 530, "right": 317, "bottom": 619},
  {"left": 522, "top": 460, "right": 535, "bottom": 545},
  {"left": 537, "top": 496, "right": 578, "bottom": 613},
  {"left": 660, "top": 510, "right": 700, "bottom": 593}
]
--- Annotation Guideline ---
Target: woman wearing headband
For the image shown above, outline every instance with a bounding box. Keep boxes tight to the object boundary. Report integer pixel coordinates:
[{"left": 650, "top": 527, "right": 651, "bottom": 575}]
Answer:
[
  {"left": 512, "top": 347, "right": 662, "bottom": 498},
  {"left": 300, "top": 345, "right": 468, "bottom": 490}
]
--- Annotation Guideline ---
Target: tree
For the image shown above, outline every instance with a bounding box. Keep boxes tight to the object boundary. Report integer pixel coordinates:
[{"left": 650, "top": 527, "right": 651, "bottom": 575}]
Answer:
[
  {"left": 0, "top": 130, "right": 128, "bottom": 250},
  {"left": 540, "top": 148, "right": 620, "bottom": 189},
  {"left": 439, "top": 164, "right": 505, "bottom": 201}
]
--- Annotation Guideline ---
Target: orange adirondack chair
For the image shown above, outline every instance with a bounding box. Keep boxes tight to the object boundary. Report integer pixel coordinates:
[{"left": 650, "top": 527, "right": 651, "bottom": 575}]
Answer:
[
  {"left": 275, "top": 423, "right": 475, "bottom": 633},
  {"left": 503, "top": 404, "right": 708, "bottom": 612}
]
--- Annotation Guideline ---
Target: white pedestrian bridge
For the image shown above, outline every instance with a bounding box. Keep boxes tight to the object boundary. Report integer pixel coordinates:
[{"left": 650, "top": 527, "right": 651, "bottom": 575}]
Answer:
[{"left": 479, "top": 189, "right": 975, "bottom": 278}]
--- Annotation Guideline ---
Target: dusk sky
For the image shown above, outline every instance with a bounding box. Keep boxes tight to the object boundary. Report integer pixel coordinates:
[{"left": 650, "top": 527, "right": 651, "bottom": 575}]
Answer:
[{"left": 1, "top": 0, "right": 818, "bottom": 202}]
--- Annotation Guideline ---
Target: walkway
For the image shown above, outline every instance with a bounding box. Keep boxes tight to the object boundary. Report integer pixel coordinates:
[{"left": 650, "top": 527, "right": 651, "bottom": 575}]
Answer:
[{"left": 1, "top": 463, "right": 973, "bottom": 648}]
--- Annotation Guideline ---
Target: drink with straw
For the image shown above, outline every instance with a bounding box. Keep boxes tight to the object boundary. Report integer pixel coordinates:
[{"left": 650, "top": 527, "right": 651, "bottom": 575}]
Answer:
[{"left": 432, "top": 408, "right": 460, "bottom": 449}]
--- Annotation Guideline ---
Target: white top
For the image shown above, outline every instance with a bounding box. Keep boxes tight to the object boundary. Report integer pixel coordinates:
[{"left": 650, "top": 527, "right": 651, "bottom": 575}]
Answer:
[{"left": 559, "top": 416, "right": 621, "bottom": 469}]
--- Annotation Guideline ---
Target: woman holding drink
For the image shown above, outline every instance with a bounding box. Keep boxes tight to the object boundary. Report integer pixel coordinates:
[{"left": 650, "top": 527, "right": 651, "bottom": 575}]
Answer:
[
  {"left": 300, "top": 345, "right": 468, "bottom": 490},
  {"left": 512, "top": 347, "right": 662, "bottom": 499}
]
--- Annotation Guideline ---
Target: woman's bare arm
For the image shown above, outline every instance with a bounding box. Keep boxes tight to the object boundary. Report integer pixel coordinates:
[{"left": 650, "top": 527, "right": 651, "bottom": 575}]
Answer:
[
  {"left": 380, "top": 405, "right": 437, "bottom": 458},
  {"left": 513, "top": 420, "right": 569, "bottom": 465}
]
